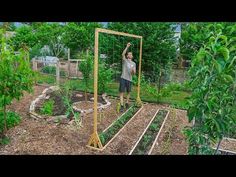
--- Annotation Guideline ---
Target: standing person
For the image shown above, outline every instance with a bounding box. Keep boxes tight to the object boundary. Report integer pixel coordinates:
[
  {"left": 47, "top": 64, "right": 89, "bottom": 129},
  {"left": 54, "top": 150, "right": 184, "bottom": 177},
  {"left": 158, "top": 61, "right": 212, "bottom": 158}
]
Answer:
[{"left": 119, "top": 42, "right": 136, "bottom": 112}]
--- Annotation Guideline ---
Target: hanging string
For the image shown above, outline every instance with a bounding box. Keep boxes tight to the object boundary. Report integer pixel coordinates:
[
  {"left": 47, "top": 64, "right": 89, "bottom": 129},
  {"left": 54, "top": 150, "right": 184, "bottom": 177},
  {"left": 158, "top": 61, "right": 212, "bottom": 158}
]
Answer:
[
  {"left": 130, "top": 39, "right": 133, "bottom": 53},
  {"left": 112, "top": 36, "right": 117, "bottom": 81},
  {"left": 122, "top": 36, "right": 125, "bottom": 56},
  {"left": 106, "top": 35, "right": 108, "bottom": 63},
  {"left": 121, "top": 36, "right": 124, "bottom": 74},
  {"left": 99, "top": 34, "right": 102, "bottom": 61},
  {"left": 113, "top": 36, "right": 115, "bottom": 65},
  {"left": 137, "top": 39, "right": 139, "bottom": 62}
]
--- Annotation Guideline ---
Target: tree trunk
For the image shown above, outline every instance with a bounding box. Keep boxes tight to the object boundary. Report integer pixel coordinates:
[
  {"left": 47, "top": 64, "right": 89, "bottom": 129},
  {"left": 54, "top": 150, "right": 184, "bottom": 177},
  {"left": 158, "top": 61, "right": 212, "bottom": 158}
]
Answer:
[
  {"left": 158, "top": 70, "right": 162, "bottom": 93},
  {"left": 3, "top": 104, "right": 7, "bottom": 135},
  {"left": 85, "top": 87, "right": 88, "bottom": 102}
]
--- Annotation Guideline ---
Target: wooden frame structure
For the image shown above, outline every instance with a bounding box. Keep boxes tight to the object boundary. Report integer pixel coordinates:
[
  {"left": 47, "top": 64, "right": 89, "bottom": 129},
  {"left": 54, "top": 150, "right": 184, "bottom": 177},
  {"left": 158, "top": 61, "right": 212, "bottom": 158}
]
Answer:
[
  {"left": 87, "top": 28, "right": 143, "bottom": 149},
  {"left": 67, "top": 48, "right": 86, "bottom": 78}
]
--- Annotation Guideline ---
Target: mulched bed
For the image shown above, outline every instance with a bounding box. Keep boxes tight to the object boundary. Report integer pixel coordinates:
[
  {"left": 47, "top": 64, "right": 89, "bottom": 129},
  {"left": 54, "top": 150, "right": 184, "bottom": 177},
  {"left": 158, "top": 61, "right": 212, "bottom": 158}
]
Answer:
[
  {"left": 73, "top": 101, "right": 95, "bottom": 110},
  {"left": 99, "top": 105, "right": 141, "bottom": 146},
  {"left": 150, "top": 109, "right": 190, "bottom": 155},
  {"left": 34, "top": 90, "right": 106, "bottom": 118},
  {"left": 131, "top": 109, "right": 168, "bottom": 155},
  {"left": 216, "top": 138, "right": 236, "bottom": 153}
]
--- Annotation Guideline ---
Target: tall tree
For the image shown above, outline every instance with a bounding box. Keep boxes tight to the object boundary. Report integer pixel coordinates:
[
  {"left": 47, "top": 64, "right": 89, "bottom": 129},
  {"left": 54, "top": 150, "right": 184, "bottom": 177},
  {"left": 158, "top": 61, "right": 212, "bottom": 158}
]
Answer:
[{"left": 184, "top": 23, "right": 236, "bottom": 154}]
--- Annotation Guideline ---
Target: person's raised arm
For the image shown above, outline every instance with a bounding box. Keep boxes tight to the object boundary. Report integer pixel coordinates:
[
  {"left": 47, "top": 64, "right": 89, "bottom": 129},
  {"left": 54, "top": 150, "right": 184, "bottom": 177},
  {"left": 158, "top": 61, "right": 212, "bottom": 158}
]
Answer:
[{"left": 122, "top": 42, "right": 131, "bottom": 60}]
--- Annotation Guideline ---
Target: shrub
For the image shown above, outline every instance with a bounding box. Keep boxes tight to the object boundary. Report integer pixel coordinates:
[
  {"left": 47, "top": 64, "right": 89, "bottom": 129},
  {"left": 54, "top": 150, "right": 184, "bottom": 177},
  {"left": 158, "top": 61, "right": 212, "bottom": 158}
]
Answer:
[
  {"left": 41, "top": 66, "right": 56, "bottom": 74},
  {"left": 0, "top": 111, "right": 21, "bottom": 133},
  {"left": 0, "top": 29, "right": 35, "bottom": 135},
  {"left": 98, "top": 63, "right": 113, "bottom": 94},
  {"left": 41, "top": 65, "right": 66, "bottom": 76},
  {"left": 79, "top": 54, "right": 93, "bottom": 101},
  {"left": 40, "top": 99, "right": 54, "bottom": 116}
]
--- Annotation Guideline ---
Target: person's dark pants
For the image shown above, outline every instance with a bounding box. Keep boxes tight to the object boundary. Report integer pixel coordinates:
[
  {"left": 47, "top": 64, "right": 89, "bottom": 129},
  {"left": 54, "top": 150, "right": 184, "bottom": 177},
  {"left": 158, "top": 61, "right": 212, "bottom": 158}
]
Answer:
[{"left": 119, "top": 78, "right": 132, "bottom": 93}]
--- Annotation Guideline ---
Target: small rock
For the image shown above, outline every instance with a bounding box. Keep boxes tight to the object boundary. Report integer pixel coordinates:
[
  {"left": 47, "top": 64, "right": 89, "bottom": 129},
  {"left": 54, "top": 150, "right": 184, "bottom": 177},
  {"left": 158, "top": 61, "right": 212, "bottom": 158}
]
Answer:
[
  {"left": 38, "top": 95, "right": 45, "bottom": 99},
  {"left": 76, "top": 94, "right": 83, "bottom": 98},
  {"left": 68, "top": 120, "right": 74, "bottom": 125},
  {"left": 42, "top": 88, "right": 49, "bottom": 94}
]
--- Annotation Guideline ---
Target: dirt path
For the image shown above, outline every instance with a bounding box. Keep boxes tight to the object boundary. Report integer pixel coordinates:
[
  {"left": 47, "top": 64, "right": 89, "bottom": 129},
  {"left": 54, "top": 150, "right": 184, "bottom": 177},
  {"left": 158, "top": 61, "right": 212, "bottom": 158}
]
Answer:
[{"left": 7, "top": 85, "right": 47, "bottom": 118}]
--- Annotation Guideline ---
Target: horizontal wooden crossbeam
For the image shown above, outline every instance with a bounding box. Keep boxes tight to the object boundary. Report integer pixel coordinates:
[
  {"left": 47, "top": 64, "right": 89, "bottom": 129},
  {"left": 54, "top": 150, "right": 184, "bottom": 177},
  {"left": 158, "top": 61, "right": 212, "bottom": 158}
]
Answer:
[{"left": 96, "top": 28, "right": 143, "bottom": 39}]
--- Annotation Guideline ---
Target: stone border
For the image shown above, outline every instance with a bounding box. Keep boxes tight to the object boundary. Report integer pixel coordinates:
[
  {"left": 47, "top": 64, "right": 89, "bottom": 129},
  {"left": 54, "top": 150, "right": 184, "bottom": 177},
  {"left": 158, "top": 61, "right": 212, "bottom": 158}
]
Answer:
[
  {"left": 72, "top": 93, "right": 111, "bottom": 115},
  {"left": 29, "top": 86, "right": 66, "bottom": 123},
  {"left": 29, "top": 86, "right": 111, "bottom": 123},
  {"left": 212, "top": 147, "right": 236, "bottom": 155}
]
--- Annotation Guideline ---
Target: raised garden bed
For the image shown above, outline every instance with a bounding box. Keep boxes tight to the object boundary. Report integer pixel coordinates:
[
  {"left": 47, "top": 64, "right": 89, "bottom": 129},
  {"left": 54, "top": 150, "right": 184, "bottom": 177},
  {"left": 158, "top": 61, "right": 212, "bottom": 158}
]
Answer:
[
  {"left": 29, "top": 86, "right": 111, "bottom": 123},
  {"left": 98, "top": 105, "right": 144, "bottom": 150},
  {"left": 213, "top": 148, "right": 236, "bottom": 155},
  {"left": 212, "top": 137, "right": 236, "bottom": 155},
  {"left": 129, "top": 109, "right": 170, "bottom": 155}
]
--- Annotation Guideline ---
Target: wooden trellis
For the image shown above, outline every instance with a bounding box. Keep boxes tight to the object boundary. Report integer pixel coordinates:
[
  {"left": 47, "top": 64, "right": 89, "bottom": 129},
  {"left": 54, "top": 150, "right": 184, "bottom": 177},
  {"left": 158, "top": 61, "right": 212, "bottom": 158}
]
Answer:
[{"left": 87, "top": 28, "right": 143, "bottom": 149}]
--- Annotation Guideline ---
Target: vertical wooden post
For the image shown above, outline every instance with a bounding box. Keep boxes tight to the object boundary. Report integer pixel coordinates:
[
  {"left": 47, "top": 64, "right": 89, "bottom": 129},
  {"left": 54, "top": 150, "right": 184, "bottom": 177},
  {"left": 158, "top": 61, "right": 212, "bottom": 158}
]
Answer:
[
  {"left": 87, "top": 29, "right": 103, "bottom": 149},
  {"left": 67, "top": 48, "right": 70, "bottom": 78},
  {"left": 32, "top": 59, "right": 38, "bottom": 71},
  {"left": 87, "top": 28, "right": 143, "bottom": 150},
  {"left": 136, "top": 37, "right": 143, "bottom": 106},
  {"left": 56, "top": 61, "right": 60, "bottom": 86},
  {"left": 75, "top": 61, "right": 78, "bottom": 76}
]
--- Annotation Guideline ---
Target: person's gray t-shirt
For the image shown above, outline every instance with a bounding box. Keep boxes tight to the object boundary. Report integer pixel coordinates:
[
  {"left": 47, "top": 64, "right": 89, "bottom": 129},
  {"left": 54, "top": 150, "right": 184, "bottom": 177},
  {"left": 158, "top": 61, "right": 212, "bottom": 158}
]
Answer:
[{"left": 121, "top": 58, "right": 136, "bottom": 82}]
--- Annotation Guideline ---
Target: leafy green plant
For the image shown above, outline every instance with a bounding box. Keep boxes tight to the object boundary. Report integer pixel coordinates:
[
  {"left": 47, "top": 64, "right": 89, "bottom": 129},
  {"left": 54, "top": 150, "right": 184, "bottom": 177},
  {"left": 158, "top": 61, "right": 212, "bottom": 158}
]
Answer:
[
  {"left": 60, "top": 82, "right": 81, "bottom": 128},
  {"left": 0, "top": 111, "right": 21, "bottom": 134},
  {"left": 36, "top": 73, "right": 56, "bottom": 84},
  {"left": 99, "top": 105, "right": 140, "bottom": 145},
  {"left": 0, "top": 136, "right": 10, "bottom": 145},
  {"left": 29, "top": 44, "right": 42, "bottom": 59},
  {"left": 62, "top": 22, "right": 102, "bottom": 55},
  {"left": 132, "top": 109, "right": 168, "bottom": 155},
  {"left": 145, "top": 84, "right": 161, "bottom": 103},
  {"left": 183, "top": 24, "right": 236, "bottom": 155},
  {"left": 41, "top": 65, "right": 66, "bottom": 76},
  {"left": 10, "top": 24, "right": 38, "bottom": 51},
  {"left": 132, "top": 73, "right": 147, "bottom": 87},
  {"left": 40, "top": 99, "right": 54, "bottom": 116},
  {"left": 79, "top": 54, "right": 93, "bottom": 101},
  {"left": 180, "top": 23, "right": 209, "bottom": 61},
  {"left": 171, "top": 102, "right": 189, "bottom": 110},
  {"left": 149, "top": 123, "right": 158, "bottom": 131},
  {"left": 34, "top": 23, "right": 66, "bottom": 57},
  {"left": 0, "top": 29, "right": 35, "bottom": 136},
  {"left": 98, "top": 62, "right": 113, "bottom": 94},
  {"left": 41, "top": 65, "right": 56, "bottom": 74}
]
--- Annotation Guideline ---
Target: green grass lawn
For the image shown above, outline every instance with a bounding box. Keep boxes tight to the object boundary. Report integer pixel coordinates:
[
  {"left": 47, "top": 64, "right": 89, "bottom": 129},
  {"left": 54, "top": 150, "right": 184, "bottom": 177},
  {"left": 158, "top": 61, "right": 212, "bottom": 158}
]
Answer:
[
  {"left": 36, "top": 73, "right": 191, "bottom": 110},
  {"left": 36, "top": 73, "right": 56, "bottom": 85}
]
